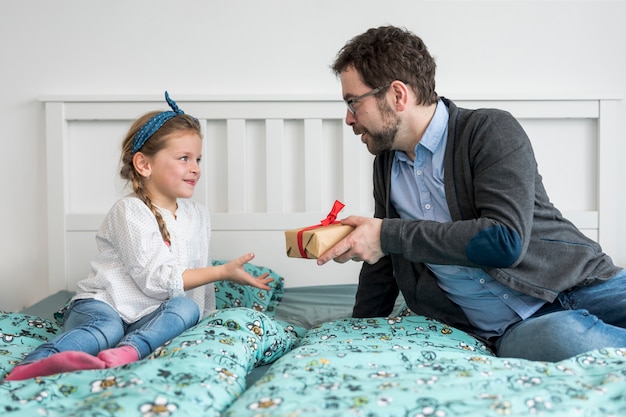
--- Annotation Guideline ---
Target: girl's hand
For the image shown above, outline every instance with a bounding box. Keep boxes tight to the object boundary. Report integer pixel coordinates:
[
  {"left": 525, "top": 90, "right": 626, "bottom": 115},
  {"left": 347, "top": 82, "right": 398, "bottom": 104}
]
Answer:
[
  {"left": 183, "top": 253, "right": 273, "bottom": 291},
  {"left": 222, "top": 253, "right": 274, "bottom": 290}
]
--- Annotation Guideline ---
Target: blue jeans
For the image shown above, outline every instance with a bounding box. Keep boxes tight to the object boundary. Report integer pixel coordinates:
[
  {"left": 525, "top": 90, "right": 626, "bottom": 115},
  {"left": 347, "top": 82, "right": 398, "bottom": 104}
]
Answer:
[
  {"left": 495, "top": 269, "right": 626, "bottom": 361},
  {"left": 21, "top": 297, "right": 200, "bottom": 364}
]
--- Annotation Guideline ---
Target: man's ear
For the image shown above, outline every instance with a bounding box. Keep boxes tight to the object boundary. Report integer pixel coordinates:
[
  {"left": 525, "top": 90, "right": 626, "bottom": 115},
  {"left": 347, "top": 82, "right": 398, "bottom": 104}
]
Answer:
[
  {"left": 133, "top": 152, "right": 152, "bottom": 178},
  {"left": 390, "top": 80, "right": 409, "bottom": 111}
]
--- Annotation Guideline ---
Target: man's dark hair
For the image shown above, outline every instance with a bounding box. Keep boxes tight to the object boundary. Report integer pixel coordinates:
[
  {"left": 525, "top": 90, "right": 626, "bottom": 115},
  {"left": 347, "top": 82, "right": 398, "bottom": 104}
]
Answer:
[{"left": 332, "top": 26, "right": 438, "bottom": 106}]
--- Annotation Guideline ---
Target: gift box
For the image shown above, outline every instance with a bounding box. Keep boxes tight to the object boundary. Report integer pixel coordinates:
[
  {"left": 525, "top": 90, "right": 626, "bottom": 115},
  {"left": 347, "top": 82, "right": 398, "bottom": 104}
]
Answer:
[
  {"left": 285, "top": 200, "right": 354, "bottom": 259},
  {"left": 285, "top": 223, "right": 355, "bottom": 259}
]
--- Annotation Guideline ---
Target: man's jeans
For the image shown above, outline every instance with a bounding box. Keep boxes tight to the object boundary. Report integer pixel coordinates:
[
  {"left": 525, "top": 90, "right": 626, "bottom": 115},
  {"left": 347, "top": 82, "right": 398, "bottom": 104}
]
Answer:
[
  {"left": 496, "top": 269, "right": 626, "bottom": 361},
  {"left": 21, "top": 297, "right": 200, "bottom": 364}
]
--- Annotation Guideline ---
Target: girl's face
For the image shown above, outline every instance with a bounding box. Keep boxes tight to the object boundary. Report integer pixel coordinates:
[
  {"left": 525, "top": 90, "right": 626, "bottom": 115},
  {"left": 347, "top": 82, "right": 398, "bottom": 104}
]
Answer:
[{"left": 144, "top": 131, "right": 202, "bottom": 213}]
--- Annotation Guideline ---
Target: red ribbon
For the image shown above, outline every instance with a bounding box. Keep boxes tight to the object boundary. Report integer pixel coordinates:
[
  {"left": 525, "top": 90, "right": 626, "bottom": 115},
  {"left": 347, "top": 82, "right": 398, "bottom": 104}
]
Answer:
[{"left": 297, "top": 200, "right": 345, "bottom": 258}]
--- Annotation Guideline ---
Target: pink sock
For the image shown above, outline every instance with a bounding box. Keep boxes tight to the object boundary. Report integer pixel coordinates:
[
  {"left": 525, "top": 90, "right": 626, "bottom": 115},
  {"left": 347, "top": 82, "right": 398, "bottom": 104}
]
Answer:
[
  {"left": 97, "top": 345, "right": 139, "bottom": 368},
  {"left": 4, "top": 351, "right": 105, "bottom": 381}
]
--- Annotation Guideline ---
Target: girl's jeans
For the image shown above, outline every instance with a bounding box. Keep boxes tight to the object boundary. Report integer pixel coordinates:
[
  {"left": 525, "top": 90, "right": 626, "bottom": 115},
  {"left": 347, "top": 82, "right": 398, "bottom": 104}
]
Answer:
[
  {"left": 21, "top": 297, "right": 200, "bottom": 364},
  {"left": 496, "top": 269, "right": 626, "bottom": 361}
]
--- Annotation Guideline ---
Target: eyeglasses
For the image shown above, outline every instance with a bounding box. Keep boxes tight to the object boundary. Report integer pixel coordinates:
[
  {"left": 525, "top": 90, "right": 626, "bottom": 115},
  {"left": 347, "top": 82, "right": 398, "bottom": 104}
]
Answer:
[{"left": 345, "top": 85, "right": 388, "bottom": 115}]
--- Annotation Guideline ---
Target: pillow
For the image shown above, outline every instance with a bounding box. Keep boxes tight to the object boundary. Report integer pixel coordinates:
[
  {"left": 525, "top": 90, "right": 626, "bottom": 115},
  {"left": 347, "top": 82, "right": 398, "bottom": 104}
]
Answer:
[{"left": 212, "top": 260, "right": 284, "bottom": 316}]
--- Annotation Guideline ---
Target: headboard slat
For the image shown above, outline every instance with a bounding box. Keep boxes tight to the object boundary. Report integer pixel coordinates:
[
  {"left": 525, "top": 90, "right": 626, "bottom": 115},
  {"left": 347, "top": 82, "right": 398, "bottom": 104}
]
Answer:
[
  {"left": 304, "top": 119, "right": 323, "bottom": 211},
  {"left": 226, "top": 119, "right": 246, "bottom": 212},
  {"left": 265, "top": 119, "right": 285, "bottom": 213}
]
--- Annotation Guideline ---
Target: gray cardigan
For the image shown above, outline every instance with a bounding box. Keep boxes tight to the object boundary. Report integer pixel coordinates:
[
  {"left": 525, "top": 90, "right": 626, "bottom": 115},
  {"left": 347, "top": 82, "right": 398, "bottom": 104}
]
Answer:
[{"left": 353, "top": 98, "right": 621, "bottom": 333}]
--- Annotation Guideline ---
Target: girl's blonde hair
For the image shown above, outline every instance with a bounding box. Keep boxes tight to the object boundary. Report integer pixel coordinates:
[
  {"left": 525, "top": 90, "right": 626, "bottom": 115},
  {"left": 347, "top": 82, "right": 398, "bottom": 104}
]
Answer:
[{"left": 120, "top": 112, "right": 202, "bottom": 245}]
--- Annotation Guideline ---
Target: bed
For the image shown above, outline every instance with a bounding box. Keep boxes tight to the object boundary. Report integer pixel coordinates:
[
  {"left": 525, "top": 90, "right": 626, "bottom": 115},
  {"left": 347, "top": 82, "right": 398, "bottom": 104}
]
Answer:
[{"left": 1, "top": 94, "right": 624, "bottom": 416}]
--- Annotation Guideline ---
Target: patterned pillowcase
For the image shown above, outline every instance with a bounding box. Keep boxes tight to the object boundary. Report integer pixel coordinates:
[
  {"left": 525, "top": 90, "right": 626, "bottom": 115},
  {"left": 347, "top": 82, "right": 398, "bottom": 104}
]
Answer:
[{"left": 212, "top": 260, "right": 284, "bottom": 316}]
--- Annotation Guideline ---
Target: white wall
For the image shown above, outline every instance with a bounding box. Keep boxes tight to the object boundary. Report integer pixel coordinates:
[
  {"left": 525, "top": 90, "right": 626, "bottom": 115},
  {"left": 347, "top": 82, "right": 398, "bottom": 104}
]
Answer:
[{"left": 1, "top": 0, "right": 625, "bottom": 312}]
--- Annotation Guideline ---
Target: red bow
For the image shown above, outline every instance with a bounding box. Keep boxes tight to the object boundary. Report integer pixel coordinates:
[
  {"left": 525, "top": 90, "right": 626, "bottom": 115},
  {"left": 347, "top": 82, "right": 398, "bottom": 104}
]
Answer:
[{"left": 297, "top": 200, "right": 345, "bottom": 258}]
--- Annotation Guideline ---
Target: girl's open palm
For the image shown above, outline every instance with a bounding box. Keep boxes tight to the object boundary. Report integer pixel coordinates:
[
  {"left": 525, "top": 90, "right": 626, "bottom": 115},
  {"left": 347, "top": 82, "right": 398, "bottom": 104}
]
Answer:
[{"left": 224, "top": 253, "right": 274, "bottom": 290}]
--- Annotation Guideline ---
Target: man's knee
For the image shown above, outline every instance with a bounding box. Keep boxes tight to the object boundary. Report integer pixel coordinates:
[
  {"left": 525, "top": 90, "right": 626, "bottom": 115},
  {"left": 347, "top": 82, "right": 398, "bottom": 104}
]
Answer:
[{"left": 496, "top": 310, "right": 601, "bottom": 361}]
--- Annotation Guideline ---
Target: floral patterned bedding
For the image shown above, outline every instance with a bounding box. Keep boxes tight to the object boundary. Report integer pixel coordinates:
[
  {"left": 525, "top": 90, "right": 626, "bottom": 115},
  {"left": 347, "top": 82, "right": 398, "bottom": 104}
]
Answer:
[
  {"left": 225, "top": 315, "right": 626, "bottom": 417},
  {"left": 3, "top": 263, "right": 626, "bottom": 417},
  {"left": 0, "top": 263, "right": 304, "bottom": 417}
]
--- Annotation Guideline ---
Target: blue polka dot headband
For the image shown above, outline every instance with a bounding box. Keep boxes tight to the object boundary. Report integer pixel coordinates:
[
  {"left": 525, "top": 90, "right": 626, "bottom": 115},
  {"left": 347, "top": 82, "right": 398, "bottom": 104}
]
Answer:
[{"left": 132, "top": 91, "right": 185, "bottom": 154}]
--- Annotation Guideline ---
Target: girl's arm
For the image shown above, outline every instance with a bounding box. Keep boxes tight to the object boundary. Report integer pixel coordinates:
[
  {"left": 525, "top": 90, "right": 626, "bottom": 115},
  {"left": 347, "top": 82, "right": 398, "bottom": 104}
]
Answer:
[{"left": 182, "top": 252, "right": 273, "bottom": 291}]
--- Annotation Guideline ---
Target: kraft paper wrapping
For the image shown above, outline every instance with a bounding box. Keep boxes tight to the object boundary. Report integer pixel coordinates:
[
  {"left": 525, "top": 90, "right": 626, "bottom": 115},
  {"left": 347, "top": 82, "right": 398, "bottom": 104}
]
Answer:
[{"left": 285, "top": 223, "right": 355, "bottom": 259}]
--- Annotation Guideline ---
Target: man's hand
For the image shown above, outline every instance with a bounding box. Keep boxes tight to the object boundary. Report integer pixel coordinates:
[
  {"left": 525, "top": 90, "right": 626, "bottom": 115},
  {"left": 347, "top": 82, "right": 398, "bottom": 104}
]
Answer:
[{"left": 317, "top": 216, "right": 384, "bottom": 265}]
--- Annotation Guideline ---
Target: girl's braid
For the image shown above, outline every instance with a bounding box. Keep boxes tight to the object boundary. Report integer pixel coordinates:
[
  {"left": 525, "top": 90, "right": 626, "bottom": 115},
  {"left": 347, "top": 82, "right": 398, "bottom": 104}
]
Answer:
[{"left": 131, "top": 169, "right": 171, "bottom": 245}]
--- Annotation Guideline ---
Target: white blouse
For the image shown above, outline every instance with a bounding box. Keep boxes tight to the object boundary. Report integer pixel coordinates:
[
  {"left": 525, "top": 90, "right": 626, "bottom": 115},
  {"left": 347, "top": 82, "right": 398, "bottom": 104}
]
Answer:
[{"left": 74, "top": 194, "right": 216, "bottom": 322}]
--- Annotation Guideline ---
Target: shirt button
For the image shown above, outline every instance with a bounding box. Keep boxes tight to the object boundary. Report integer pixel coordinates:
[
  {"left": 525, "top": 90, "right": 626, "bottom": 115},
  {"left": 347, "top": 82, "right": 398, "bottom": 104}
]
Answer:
[
  {"left": 416, "top": 170, "right": 422, "bottom": 176},
  {"left": 424, "top": 204, "right": 431, "bottom": 210},
  {"left": 503, "top": 294, "right": 509, "bottom": 299},
  {"left": 479, "top": 279, "right": 485, "bottom": 284}
]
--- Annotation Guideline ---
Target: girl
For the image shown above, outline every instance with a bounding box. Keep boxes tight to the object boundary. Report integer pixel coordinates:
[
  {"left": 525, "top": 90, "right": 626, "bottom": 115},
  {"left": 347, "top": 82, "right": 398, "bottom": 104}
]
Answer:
[{"left": 6, "top": 92, "right": 273, "bottom": 381}]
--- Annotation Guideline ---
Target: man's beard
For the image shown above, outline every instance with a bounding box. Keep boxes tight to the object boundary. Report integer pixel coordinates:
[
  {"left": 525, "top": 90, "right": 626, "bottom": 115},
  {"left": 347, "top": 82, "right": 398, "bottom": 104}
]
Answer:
[{"left": 359, "top": 100, "right": 400, "bottom": 155}]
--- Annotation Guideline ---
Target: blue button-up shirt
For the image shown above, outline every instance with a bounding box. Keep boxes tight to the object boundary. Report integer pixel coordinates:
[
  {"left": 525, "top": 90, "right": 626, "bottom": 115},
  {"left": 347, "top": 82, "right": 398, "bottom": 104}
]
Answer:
[{"left": 389, "top": 100, "right": 544, "bottom": 338}]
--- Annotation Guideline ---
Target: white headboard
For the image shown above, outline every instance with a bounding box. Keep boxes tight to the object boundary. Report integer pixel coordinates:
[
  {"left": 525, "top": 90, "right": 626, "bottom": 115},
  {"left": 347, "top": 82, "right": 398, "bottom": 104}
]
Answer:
[{"left": 42, "top": 95, "right": 621, "bottom": 294}]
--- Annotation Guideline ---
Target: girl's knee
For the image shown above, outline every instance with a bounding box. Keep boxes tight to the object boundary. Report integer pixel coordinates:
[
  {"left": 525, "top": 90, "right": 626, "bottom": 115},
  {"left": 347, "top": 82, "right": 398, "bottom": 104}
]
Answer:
[{"left": 167, "top": 297, "right": 200, "bottom": 327}]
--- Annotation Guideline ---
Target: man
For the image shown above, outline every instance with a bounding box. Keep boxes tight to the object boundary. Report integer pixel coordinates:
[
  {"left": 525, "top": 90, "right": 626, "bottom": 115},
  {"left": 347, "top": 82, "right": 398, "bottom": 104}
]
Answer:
[{"left": 317, "top": 25, "right": 625, "bottom": 361}]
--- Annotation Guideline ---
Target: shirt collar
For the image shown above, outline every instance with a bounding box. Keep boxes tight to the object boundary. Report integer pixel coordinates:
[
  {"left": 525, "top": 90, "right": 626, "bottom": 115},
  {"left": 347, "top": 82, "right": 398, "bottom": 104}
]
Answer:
[{"left": 395, "top": 99, "right": 447, "bottom": 163}]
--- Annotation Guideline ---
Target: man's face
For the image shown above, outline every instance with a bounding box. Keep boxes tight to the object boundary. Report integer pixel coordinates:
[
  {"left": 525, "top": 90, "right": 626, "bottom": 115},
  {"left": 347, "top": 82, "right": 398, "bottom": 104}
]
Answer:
[{"left": 340, "top": 67, "right": 400, "bottom": 155}]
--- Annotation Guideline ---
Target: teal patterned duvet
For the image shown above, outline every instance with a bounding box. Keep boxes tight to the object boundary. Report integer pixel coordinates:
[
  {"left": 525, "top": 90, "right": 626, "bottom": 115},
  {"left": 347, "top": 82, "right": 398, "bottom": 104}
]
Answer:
[
  {"left": 0, "top": 307, "right": 302, "bottom": 417},
  {"left": 3, "top": 266, "right": 626, "bottom": 416},
  {"left": 0, "top": 262, "right": 301, "bottom": 417},
  {"left": 225, "top": 315, "right": 626, "bottom": 417}
]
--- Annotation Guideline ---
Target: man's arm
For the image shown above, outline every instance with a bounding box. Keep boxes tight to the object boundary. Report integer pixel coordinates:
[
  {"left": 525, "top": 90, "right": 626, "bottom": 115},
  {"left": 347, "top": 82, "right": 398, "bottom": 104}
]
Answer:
[{"left": 320, "top": 110, "right": 536, "bottom": 270}]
